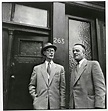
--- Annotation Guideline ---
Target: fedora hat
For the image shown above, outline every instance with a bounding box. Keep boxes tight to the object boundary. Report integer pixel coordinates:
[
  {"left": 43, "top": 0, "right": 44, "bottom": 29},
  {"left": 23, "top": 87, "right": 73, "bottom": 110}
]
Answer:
[{"left": 41, "top": 42, "right": 57, "bottom": 55}]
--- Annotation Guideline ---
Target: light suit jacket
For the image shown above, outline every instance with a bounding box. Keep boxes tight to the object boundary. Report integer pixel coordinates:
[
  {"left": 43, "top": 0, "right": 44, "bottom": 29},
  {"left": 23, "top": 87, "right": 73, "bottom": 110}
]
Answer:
[
  {"left": 69, "top": 59, "right": 106, "bottom": 109},
  {"left": 29, "top": 62, "right": 65, "bottom": 109}
]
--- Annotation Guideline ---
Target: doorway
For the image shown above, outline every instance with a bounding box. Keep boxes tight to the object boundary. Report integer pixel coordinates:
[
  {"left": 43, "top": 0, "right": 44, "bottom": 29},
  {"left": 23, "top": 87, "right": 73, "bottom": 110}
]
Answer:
[
  {"left": 65, "top": 14, "right": 98, "bottom": 107},
  {"left": 7, "top": 31, "right": 48, "bottom": 109}
]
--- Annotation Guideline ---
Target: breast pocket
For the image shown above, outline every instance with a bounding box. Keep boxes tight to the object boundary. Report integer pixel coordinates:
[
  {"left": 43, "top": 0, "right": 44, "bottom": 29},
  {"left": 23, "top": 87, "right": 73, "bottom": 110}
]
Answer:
[{"left": 54, "top": 73, "right": 60, "bottom": 83}]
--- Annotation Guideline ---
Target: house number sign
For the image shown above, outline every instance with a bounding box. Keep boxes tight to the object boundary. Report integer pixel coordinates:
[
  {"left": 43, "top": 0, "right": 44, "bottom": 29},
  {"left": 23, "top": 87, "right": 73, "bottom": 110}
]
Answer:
[{"left": 53, "top": 38, "right": 65, "bottom": 44}]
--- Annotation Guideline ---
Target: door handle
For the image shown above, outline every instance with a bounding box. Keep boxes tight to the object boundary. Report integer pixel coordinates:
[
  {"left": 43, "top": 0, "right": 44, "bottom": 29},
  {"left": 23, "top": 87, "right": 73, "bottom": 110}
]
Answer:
[{"left": 11, "top": 75, "right": 15, "bottom": 79}]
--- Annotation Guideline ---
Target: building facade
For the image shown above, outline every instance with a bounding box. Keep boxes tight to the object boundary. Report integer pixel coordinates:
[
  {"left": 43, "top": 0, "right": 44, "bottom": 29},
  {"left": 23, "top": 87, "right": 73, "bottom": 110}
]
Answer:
[{"left": 2, "top": 1, "right": 106, "bottom": 109}]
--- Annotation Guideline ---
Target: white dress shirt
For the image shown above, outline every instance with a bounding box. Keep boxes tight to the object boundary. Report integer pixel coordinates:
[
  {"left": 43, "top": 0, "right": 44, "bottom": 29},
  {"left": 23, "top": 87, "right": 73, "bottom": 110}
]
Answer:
[{"left": 78, "top": 58, "right": 86, "bottom": 68}]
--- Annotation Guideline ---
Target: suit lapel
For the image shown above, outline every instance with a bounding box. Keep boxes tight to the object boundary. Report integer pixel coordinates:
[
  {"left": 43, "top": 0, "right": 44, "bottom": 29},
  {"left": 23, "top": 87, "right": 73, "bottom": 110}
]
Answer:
[
  {"left": 73, "top": 59, "right": 87, "bottom": 86},
  {"left": 41, "top": 63, "right": 49, "bottom": 86},
  {"left": 71, "top": 67, "right": 76, "bottom": 87},
  {"left": 49, "top": 63, "right": 56, "bottom": 86}
]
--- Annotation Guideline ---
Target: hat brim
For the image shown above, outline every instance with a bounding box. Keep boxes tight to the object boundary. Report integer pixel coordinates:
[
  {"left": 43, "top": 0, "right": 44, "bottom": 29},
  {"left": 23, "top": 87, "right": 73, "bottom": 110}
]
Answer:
[{"left": 41, "top": 45, "right": 57, "bottom": 55}]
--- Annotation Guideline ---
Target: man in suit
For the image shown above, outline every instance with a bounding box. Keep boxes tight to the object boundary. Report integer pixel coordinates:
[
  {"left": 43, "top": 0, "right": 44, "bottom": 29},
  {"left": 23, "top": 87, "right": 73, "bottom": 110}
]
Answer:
[
  {"left": 69, "top": 43, "right": 106, "bottom": 109},
  {"left": 29, "top": 42, "right": 66, "bottom": 109}
]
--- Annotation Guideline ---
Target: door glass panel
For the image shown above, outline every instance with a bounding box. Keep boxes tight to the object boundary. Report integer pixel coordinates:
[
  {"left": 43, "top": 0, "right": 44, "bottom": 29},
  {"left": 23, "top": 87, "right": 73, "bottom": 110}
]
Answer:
[
  {"left": 13, "top": 4, "right": 48, "bottom": 27},
  {"left": 69, "top": 19, "right": 92, "bottom": 73},
  {"left": 19, "top": 39, "right": 42, "bottom": 57}
]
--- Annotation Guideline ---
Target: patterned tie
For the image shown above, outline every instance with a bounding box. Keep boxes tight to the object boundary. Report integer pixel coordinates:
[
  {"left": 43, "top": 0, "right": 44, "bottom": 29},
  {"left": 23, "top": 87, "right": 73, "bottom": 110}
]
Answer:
[{"left": 47, "top": 62, "right": 51, "bottom": 75}]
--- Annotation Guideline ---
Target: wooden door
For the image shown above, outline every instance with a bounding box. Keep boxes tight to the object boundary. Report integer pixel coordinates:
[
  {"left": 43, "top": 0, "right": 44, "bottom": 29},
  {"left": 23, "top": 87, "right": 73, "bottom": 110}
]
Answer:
[{"left": 7, "top": 31, "right": 48, "bottom": 109}]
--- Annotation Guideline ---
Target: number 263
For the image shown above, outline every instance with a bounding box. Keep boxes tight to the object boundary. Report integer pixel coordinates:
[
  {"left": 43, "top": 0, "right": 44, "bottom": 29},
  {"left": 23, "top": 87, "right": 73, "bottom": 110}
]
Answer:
[{"left": 53, "top": 38, "right": 65, "bottom": 44}]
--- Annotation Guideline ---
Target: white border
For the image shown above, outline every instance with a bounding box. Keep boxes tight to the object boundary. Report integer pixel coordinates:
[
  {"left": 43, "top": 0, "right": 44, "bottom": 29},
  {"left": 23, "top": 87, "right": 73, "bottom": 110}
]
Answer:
[{"left": 0, "top": 1, "right": 107, "bottom": 111}]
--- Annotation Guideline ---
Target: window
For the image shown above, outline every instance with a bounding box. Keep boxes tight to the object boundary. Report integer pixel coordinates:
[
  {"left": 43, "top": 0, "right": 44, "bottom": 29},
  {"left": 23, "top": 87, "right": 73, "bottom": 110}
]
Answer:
[
  {"left": 13, "top": 4, "right": 48, "bottom": 27},
  {"left": 19, "top": 39, "right": 42, "bottom": 57}
]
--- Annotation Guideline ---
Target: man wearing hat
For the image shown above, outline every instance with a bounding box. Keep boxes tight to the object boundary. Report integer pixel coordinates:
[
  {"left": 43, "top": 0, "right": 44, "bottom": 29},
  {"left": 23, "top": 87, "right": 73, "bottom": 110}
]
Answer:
[{"left": 29, "top": 43, "right": 66, "bottom": 109}]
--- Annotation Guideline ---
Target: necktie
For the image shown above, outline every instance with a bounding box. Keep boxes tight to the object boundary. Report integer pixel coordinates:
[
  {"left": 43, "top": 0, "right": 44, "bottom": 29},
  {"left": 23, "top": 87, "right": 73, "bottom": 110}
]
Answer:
[
  {"left": 47, "top": 62, "right": 51, "bottom": 75},
  {"left": 76, "top": 63, "right": 79, "bottom": 72}
]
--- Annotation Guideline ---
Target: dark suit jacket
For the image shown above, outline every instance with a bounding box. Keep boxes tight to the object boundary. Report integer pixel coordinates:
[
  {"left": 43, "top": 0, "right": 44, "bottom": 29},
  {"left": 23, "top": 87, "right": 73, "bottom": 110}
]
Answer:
[
  {"left": 69, "top": 59, "right": 106, "bottom": 109},
  {"left": 29, "top": 62, "right": 66, "bottom": 109}
]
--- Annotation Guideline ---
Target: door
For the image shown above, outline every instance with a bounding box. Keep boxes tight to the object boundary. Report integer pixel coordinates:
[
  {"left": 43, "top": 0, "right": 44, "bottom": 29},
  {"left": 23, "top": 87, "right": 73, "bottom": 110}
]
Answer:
[
  {"left": 65, "top": 15, "right": 98, "bottom": 108},
  {"left": 7, "top": 31, "right": 48, "bottom": 109}
]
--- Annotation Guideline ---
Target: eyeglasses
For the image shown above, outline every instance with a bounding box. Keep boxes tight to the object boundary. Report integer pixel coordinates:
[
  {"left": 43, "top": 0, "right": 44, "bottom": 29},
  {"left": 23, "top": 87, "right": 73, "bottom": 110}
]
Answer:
[{"left": 46, "top": 49, "right": 55, "bottom": 53}]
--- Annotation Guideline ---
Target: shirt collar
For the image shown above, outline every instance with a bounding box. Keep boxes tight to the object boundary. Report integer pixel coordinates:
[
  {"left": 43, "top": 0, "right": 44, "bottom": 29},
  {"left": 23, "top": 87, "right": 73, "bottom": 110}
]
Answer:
[
  {"left": 45, "top": 60, "right": 53, "bottom": 64},
  {"left": 45, "top": 60, "right": 53, "bottom": 68},
  {"left": 79, "top": 58, "right": 86, "bottom": 67}
]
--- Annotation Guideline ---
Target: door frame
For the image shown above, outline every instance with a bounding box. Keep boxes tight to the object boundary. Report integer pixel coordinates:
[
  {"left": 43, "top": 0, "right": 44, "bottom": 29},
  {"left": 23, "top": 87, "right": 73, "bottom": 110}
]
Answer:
[
  {"left": 3, "top": 22, "right": 51, "bottom": 109},
  {"left": 65, "top": 14, "right": 98, "bottom": 108}
]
